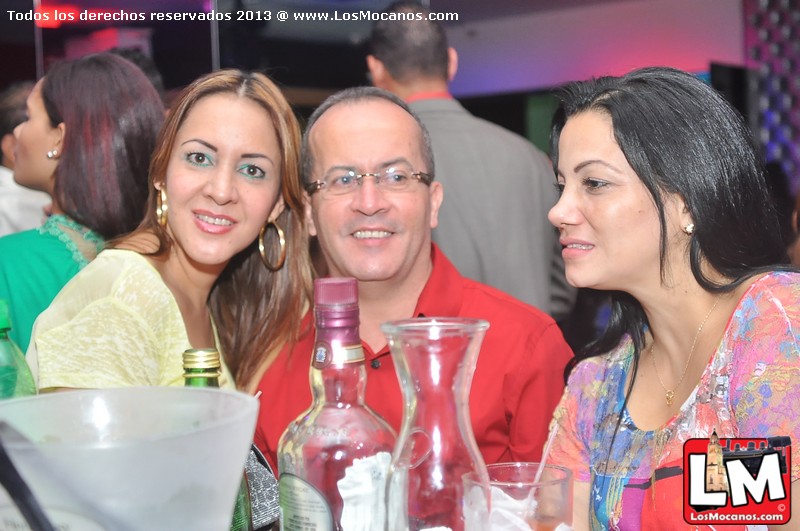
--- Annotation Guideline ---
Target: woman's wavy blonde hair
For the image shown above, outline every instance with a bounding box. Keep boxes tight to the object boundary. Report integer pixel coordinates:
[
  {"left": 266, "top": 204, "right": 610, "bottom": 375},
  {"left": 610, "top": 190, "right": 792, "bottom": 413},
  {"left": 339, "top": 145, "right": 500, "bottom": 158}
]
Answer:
[{"left": 134, "top": 69, "right": 313, "bottom": 388}]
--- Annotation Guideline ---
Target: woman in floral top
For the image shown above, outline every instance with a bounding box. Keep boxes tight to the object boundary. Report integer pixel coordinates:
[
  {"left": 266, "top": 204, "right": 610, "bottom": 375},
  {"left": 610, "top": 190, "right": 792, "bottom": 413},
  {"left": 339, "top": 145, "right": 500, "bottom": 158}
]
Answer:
[{"left": 546, "top": 67, "right": 799, "bottom": 530}]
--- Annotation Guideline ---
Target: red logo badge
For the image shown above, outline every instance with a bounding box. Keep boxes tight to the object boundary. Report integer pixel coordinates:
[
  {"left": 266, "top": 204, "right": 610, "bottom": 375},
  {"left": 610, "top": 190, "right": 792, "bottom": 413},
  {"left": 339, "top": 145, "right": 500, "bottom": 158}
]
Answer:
[{"left": 683, "top": 433, "right": 791, "bottom": 525}]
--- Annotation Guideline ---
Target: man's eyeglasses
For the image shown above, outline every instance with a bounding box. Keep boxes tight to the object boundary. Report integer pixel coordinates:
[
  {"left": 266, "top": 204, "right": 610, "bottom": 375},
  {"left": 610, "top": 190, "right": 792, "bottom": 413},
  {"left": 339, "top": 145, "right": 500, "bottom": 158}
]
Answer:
[{"left": 305, "top": 165, "right": 432, "bottom": 196}]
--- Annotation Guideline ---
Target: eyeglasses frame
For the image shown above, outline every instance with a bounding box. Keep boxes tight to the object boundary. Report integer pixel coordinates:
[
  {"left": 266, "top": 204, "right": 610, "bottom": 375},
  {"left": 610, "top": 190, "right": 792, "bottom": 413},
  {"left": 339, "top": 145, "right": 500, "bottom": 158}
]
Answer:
[{"left": 304, "top": 169, "right": 433, "bottom": 196}]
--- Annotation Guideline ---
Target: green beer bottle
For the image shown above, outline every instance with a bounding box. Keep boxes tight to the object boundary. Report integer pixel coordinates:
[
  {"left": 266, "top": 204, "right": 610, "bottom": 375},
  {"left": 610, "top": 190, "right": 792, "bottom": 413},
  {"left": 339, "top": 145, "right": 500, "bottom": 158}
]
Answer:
[
  {"left": 0, "top": 299, "right": 36, "bottom": 398},
  {"left": 183, "top": 348, "right": 253, "bottom": 531}
]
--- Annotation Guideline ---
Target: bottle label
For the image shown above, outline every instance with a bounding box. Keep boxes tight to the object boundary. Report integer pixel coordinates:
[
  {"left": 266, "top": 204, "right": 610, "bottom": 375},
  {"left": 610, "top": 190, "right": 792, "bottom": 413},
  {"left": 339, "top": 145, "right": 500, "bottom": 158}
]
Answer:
[
  {"left": 279, "top": 474, "right": 334, "bottom": 530},
  {"left": 312, "top": 343, "right": 364, "bottom": 369},
  {"left": 338, "top": 451, "right": 392, "bottom": 529}
]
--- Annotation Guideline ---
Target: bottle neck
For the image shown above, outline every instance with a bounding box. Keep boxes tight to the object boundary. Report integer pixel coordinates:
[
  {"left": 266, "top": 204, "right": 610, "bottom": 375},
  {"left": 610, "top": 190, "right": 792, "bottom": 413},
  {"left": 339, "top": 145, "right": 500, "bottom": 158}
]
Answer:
[
  {"left": 314, "top": 307, "right": 360, "bottom": 346},
  {"left": 311, "top": 324, "right": 366, "bottom": 406},
  {"left": 184, "top": 368, "right": 220, "bottom": 388},
  {"left": 183, "top": 348, "right": 222, "bottom": 388}
]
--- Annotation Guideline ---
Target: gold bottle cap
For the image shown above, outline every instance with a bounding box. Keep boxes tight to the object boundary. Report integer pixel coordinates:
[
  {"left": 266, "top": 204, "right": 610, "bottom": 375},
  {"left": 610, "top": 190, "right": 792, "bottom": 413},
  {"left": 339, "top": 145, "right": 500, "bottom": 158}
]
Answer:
[{"left": 183, "top": 348, "right": 222, "bottom": 370}]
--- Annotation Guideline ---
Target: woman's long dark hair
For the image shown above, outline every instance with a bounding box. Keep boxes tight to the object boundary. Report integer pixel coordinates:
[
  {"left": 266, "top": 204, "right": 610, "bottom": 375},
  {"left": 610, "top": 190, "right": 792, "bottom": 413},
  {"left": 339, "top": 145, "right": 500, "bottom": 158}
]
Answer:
[
  {"left": 552, "top": 67, "right": 789, "bottom": 372},
  {"left": 42, "top": 52, "right": 164, "bottom": 239}
]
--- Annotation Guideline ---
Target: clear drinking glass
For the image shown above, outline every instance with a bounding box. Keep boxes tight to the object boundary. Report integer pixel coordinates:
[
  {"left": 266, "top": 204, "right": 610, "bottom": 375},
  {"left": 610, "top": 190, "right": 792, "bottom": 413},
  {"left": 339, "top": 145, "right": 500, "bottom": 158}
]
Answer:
[{"left": 463, "top": 462, "right": 573, "bottom": 531}]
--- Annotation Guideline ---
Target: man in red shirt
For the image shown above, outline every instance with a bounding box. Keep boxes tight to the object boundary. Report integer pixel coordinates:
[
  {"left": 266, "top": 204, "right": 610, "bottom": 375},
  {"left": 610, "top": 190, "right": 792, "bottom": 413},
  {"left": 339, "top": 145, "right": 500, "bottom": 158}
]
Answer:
[{"left": 253, "top": 87, "right": 573, "bottom": 473}]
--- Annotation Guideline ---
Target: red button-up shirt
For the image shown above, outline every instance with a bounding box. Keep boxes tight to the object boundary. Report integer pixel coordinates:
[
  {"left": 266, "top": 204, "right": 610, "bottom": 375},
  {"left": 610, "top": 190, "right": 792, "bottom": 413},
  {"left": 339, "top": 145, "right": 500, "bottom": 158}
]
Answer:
[{"left": 254, "top": 245, "right": 573, "bottom": 472}]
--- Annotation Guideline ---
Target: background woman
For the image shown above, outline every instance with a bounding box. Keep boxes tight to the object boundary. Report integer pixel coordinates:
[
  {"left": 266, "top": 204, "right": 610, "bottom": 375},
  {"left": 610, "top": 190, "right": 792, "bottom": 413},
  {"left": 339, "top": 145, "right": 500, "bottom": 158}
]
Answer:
[
  {"left": 546, "top": 67, "right": 799, "bottom": 530},
  {"left": 0, "top": 53, "right": 163, "bottom": 352},
  {"left": 28, "top": 69, "right": 312, "bottom": 391}
]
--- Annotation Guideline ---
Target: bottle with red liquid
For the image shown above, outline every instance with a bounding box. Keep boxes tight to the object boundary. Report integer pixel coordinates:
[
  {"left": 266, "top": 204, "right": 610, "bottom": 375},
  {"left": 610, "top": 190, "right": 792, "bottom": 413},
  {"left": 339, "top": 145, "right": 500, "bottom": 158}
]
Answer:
[{"left": 277, "top": 277, "right": 396, "bottom": 530}]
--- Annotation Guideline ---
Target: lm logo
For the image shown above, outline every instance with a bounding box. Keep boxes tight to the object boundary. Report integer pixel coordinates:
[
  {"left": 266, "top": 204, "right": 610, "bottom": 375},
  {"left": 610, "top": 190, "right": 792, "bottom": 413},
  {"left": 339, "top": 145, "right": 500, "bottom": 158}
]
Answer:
[{"left": 683, "top": 433, "right": 791, "bottom": 525}]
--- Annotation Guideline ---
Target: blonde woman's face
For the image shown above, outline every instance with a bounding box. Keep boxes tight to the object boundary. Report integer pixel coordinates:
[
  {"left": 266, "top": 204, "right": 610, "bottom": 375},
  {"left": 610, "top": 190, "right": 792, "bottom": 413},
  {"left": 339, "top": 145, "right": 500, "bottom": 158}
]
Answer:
[{"left": 161, "top": 93, "right": 284, "bottom": 270}]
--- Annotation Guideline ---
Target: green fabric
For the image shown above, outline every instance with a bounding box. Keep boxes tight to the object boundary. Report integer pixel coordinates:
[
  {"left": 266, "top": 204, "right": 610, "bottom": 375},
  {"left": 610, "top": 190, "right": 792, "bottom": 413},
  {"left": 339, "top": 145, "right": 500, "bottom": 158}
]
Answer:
[{"left": 0, "top": 215, "right": 104, "bottom": 351}]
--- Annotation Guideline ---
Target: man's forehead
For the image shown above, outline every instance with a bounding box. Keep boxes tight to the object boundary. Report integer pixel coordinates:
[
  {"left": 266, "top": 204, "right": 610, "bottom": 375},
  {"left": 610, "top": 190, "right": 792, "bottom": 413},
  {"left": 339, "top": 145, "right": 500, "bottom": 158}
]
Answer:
[
  {"left": 310, "top": 98, "right": 423, "bottom": 161},
  {"left": 317, "top": 98, "right": 418, "bottom": 132}
]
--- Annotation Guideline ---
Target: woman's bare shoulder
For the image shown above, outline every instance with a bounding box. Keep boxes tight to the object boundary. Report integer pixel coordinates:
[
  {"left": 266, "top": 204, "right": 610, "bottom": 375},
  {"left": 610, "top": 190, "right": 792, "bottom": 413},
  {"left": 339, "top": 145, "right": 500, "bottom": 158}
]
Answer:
[{"left": 114, "top": 231, "right": 161, "bottom": 254}]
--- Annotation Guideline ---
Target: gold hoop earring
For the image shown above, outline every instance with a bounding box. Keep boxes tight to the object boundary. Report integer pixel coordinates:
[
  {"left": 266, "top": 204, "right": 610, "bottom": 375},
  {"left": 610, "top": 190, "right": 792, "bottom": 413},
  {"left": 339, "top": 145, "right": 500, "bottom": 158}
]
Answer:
[
  {"left": 259, "top": 221, "right": 286, "bottom": 271},
  {"left": 683, "top": 223, "right": 695, "bottom": 235},
  {"left": 156, "top": 188, "right": 168, "bottom": 227}
]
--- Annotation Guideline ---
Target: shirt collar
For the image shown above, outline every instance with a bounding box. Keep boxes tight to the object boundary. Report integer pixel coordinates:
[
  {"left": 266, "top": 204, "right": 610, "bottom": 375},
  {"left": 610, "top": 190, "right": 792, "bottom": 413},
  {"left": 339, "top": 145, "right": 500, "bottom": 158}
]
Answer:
[
  {"left": 405, "top": 91, "right": 454, "bottom": 104},
  {"left": 317, "top": 244, "right": 464, "bottom": 360},
  {"left": 413, "top": 243, "right": 464, "bottom": 317}
]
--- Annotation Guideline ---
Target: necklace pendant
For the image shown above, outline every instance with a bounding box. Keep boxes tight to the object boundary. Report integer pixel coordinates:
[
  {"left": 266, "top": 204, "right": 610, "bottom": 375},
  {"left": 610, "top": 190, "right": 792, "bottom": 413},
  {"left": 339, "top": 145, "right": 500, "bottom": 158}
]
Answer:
[{"left": 665, "top": 390, "right": 675, "bottom": 406}]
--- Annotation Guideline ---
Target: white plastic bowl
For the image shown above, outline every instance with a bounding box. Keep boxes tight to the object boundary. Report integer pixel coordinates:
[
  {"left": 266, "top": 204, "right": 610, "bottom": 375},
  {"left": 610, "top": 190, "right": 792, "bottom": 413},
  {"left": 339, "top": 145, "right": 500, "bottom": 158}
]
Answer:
[{"left": 0, "top": 386, "right": 258, "bottom": 531}]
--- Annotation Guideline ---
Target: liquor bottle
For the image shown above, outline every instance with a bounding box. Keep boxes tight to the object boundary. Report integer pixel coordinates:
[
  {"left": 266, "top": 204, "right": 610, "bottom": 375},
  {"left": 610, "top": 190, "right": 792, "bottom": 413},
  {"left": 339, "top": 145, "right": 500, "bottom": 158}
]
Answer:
[
  {"left": 182, "top": 348, "right": 253, "bottom": 531},
  {"left": 277, "top": 277, "right": 396, "bottom": 531},
  {"left": 0, "top": 299, "right": 36, "bottom": 398}
]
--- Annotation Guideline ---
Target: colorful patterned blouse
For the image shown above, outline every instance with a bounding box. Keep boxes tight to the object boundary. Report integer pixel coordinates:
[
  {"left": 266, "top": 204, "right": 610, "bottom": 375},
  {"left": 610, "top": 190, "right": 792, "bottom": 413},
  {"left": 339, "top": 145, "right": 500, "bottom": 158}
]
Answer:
[{"left": 549, "top": 271, "right": 800, "bottom": 530}]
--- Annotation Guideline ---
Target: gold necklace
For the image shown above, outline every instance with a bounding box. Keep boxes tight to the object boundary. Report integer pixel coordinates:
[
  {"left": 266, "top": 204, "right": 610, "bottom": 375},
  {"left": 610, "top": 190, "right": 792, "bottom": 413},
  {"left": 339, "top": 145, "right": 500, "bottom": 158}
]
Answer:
[{"left": 649, "top": 296, "right": 721, "bottom": 406}]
